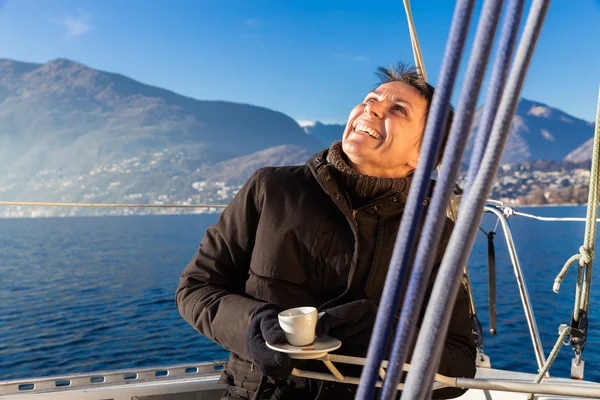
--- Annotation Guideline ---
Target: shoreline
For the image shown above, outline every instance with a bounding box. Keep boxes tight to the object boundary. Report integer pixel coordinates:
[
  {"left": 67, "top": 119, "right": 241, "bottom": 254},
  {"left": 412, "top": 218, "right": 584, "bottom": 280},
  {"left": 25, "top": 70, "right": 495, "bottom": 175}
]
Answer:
[{"left": 0, "top": 203, "right": 590, "bottom": 220}]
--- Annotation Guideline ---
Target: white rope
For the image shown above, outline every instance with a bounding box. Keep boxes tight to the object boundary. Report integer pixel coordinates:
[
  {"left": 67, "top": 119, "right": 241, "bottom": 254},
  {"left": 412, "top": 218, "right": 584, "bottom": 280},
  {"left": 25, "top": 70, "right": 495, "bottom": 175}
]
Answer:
[
  {"left": 578, "top": 86, "right": 600, "bottom": 316},
  {"left": 527, "top": 325, "right": 572, "bottom": 400},
  {"left": 553, "top": 87, "right": 600, "bottom": 313},
  {"left": 538, "top": 87, "right": 600, "bottom": 380},
  {"left": 554, "top": 254, "right": 582, "bottom": 293}
]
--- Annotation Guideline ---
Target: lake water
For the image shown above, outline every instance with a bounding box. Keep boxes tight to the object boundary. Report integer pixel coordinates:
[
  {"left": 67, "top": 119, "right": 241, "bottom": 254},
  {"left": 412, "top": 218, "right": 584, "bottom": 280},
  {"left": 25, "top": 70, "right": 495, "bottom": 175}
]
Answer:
[{"left": 0, "top": 206, "right": 598, "bottom": 382}]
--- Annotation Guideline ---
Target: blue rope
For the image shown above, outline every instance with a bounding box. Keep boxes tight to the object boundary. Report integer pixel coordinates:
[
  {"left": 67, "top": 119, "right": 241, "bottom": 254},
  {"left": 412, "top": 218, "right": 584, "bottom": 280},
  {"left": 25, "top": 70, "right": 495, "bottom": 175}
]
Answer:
[
  {"left": 465, "top": 0, "right": 525, "bottom": 195},
  {"left": 379, "top": 1, "right": 504, "bottom": 398},
  {"left": 355, "top": 1, "right": 476, "bottom": 399},
  {"left": 400, "top": 1, "right": 550, "bottom": 398}
]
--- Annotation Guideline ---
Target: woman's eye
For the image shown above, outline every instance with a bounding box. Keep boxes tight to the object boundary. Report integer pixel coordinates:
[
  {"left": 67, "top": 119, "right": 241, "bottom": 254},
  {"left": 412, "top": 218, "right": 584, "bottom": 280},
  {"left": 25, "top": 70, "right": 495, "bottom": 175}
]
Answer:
[
  {"left": 365, "top": 97, "right": 377, "bottom": 103},
  {"left": 392, "top": 106, "right": 406, "bottom": 115}
]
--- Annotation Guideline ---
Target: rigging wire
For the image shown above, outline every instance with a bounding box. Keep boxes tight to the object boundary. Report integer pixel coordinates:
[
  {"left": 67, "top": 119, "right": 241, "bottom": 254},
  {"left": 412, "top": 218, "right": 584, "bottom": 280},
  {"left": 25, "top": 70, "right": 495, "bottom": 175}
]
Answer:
[
  {"left": 514, "top": 211, "right": 600, "bottom": 223},
  {"left": 356, "top": 1, "right": 475, "bottom": 397},
  {"left": 403, "top": 0, "right": 428, "bottom": 80},
  {"left": 381, "top": 0, "right": 504, "bottom": 397},
  {"left": 402, "top": 1, "right": 550, "bottom": 397},
  {"left": 402, "top": 0, "right": 500, "bottom": 381}
]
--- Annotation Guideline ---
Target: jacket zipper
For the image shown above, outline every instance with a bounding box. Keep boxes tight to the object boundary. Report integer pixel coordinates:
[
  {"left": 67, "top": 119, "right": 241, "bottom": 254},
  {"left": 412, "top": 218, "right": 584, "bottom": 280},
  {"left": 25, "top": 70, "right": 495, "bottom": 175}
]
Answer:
[{"left": 340, "top": 185, "right": 358, "bottom": 227}]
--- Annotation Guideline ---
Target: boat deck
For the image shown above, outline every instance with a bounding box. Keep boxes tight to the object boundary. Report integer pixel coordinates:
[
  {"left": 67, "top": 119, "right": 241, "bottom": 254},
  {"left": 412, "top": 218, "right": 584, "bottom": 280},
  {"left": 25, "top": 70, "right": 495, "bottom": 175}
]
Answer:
[{"left": 2, "top": 362, "right": 599, "bottom": 400}]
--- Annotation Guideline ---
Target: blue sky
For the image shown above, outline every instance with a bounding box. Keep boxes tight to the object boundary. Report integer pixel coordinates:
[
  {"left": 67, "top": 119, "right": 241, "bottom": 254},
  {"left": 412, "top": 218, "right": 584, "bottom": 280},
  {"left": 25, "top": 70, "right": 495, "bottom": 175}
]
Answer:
[{"left": 0, "top": 0, "right": 598, "bottom": 125}]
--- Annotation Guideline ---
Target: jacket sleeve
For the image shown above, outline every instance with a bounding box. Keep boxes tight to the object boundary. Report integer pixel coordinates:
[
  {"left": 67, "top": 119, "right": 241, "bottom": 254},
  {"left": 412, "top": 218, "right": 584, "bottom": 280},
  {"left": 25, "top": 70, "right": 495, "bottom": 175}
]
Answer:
[
  {"left": 176, "top": 169, "right": 266, "bottom": 358},
  {"left": 430, "top": 219, "right": 477, "bottom": 399},
  {"left": 432, "top": 282, "right": 477, "bottom": 399}
]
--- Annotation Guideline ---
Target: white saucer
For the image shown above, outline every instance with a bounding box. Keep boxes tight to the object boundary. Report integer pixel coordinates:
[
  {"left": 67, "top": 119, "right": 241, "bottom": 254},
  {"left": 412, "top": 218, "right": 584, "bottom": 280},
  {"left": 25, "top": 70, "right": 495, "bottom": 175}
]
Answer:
[{"left": 266, "top": 336, "right": 342, "bottom": 359}]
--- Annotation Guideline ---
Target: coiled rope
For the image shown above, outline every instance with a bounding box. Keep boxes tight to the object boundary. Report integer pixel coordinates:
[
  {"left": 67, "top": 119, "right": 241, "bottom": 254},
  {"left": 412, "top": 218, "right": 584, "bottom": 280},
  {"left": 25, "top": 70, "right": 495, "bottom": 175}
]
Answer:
[
  {"left": 530, "top": 87, "right": 600, "bottom": 388},
  {"left": 554, "top": 88, "right": 600, "bottom": 304}
]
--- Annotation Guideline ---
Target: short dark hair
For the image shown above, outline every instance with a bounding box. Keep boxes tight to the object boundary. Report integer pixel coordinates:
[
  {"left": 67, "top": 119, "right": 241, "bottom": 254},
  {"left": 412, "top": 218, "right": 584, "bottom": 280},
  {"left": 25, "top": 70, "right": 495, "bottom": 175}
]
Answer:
[{"left": 375, "top": 62, "right": 454, "bottom": 168}]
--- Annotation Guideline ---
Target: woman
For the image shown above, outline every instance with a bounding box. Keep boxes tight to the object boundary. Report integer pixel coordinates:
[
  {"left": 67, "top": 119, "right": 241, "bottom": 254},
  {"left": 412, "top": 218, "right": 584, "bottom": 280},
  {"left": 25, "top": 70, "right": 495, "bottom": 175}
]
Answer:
[{"left": 176, "top": 63, "right": 476, "bottom": 399}]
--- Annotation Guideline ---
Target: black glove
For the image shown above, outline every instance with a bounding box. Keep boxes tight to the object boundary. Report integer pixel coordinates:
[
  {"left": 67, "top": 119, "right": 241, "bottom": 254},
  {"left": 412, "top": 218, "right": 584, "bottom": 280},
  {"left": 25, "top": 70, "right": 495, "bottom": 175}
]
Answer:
[
  {"left": 246, "top": 304, "right": 295, "bottom": 379},
  {"left": 316, "top": 299, "right": 378, "bottom": 339}
]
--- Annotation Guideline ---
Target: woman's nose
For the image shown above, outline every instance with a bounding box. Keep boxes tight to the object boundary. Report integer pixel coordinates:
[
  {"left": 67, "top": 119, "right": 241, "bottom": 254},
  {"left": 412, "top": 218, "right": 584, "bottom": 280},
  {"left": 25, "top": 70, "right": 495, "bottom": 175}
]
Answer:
[{"left": 365, "top": 101, "right": 383, "bottom": 119}]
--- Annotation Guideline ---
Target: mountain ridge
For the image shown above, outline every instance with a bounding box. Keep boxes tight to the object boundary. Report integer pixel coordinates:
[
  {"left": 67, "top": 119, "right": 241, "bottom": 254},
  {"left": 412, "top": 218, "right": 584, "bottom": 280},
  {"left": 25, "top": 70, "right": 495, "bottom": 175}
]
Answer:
[
  {"left": 0, "top": 58, "right": 322, "bottom": 178},
  {"left": 304, "top": 98, "right": 595, "bottom": 164},
  {"left": 0, "top": 57, "right": 595, "bottom": 217}
]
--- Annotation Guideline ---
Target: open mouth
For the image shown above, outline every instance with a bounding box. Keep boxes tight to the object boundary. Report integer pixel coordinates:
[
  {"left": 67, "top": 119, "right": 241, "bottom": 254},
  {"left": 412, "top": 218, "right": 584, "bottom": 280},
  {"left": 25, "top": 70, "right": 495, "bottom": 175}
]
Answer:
[{"left": 354, "top": 123, "right": 383, "bottom": 140}]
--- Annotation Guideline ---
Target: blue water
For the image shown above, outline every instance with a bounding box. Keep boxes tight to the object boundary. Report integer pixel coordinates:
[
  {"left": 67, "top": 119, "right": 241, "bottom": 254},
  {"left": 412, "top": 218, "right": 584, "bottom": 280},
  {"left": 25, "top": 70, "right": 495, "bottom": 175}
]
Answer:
[{"left": 0, "top": 207, "right": 598, "bottom": 382}]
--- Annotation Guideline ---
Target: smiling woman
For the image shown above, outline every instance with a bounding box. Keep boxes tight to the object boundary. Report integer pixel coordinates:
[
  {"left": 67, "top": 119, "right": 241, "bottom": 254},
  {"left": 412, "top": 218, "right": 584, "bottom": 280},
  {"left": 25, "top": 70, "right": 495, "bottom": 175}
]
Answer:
[
  {"left": 4, "top": 1, "right": 600, "bottom": 400},
  {"left": 176, "top": 61, "right": 476, "bottom": 400},
  {"left": 342, "top": 64, "right": 454, "bottom": 179}
]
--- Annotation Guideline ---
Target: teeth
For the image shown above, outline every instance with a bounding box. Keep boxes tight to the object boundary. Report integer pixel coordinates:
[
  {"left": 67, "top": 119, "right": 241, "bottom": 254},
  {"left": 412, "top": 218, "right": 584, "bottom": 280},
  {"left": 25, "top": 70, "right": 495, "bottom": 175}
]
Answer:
[{"left": 355, "top": 123, "right": 381, "bottom": 139}]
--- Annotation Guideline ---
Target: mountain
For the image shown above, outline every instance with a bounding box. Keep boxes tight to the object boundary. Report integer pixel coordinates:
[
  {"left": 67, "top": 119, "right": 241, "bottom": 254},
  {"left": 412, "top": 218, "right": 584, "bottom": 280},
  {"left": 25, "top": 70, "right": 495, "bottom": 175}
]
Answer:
[
  {"left": 305, "top": 99, "right": 594, "bottom": 165},
  {"left": 303, "top": 122, "right": 344, "bottom": 146},
  {"left": 0, "top": 58, "right": 325, "bottom": 217},
  {"left": 565, "top": 137, "right": 596, "bottom": 163},
  {"left": 465, "top": 98, "right": 594, "bottom": 164},
  {"left": 0, "top": 58, "right": 595, "bottom": 217},
  {"left": 1, "top": 144, "right": 313, "bottom": 218},
  {"left": 0, "top": 58, "right": 322, "bottom": 176}
]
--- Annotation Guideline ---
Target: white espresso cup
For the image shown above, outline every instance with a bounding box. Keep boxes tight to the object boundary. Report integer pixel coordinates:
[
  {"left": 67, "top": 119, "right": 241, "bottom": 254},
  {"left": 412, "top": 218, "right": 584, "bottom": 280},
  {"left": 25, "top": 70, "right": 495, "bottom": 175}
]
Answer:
[{"left": 278, "top": 306, "right": 323, "bottom": 347}]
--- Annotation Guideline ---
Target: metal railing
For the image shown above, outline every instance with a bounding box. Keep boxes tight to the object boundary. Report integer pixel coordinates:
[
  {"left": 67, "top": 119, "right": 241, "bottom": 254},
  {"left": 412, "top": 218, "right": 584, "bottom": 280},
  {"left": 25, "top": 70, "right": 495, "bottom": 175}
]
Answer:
[
  {"left": 0, "top": 361, "right": 226, "bottom": 396},
  {"left": 483, "top": 205, "right": 548, "bottom": 376}
]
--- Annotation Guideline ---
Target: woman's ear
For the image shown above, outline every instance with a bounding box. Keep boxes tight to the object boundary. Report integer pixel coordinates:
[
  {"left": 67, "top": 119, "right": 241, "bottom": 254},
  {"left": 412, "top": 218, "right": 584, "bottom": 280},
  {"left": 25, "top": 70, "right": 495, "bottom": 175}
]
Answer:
[{"left": 406, "top": 155, "right": 419, "bottom": 171}]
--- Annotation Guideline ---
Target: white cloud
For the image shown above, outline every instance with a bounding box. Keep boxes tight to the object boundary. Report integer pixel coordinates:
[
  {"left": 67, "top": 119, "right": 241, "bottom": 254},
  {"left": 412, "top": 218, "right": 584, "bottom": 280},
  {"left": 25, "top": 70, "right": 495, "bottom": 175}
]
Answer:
[
  {"left": 353, "top": 55, "right": 370, "bottom": 62},
  {"left": 61, "top": 9, "right": 93, "bottom": 39}
]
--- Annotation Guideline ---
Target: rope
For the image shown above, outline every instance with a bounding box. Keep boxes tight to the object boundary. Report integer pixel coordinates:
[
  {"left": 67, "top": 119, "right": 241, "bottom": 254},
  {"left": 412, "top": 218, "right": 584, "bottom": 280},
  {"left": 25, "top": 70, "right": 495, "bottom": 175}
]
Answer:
[
  {"left": 382, "top": 0, "right": 502, "bottom": 397},
  {"left": 403, "top": 2, "right": 479, "bottom": 352},
  {"left": 553, "top": 87, "right": 600, "bottom": 318},
  {"left": 464, "top": 0, "right": 524, "bottom": 195},
  {"left": 356, "top": 1, "right": 475, "bottom": 398},
  {"left": 575, "top": 265, "right": 585, "bottom": 321},
  {"left": 402, "top": 1, "right": 546, "bottom": 398},
  {"left": 526, "top": 325, "right": 572, "bottom": 400},
  {"left": 535, "top": 87, "right": 600, "bottom": 379},
  {"left": 403, "top": 0, "right": 459, "bottom": 226},
  {"left": 554, "top": 254, "right": 582, "bottom": 293},
  {"left": 404, "top": 0, "right": 461, "bottom": 227},
  {"left": 535, "top": 326, "right": 571, "bottom": 384},
  {"left": 404, "top": 0, "right": 458, "bottom": 226},
  {"left": 0, "top": 201, "right": 226, "bottom": 209},
  {"left": 579, "top": 87, "right": 600, "bottom": 315}
]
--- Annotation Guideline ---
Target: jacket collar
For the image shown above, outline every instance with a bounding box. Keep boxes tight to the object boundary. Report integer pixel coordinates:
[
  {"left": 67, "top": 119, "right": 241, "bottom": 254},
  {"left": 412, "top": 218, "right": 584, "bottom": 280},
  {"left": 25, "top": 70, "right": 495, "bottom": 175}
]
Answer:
[
  {"left": 306, "top": 148, "right": 440, "bottom": 217},
  {"left": 306, "top": 148, "right": 330, "bottom": 191},
  {"left": 306, "top": 148, "right": 410, "bottom": 216}
]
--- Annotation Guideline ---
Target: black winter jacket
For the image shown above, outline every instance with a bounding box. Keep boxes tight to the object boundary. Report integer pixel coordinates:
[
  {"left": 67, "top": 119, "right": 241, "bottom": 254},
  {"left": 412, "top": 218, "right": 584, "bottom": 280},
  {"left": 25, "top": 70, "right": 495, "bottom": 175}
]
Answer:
[{"left": 176, "top": 149, "right": 476, "bottom": 399}]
